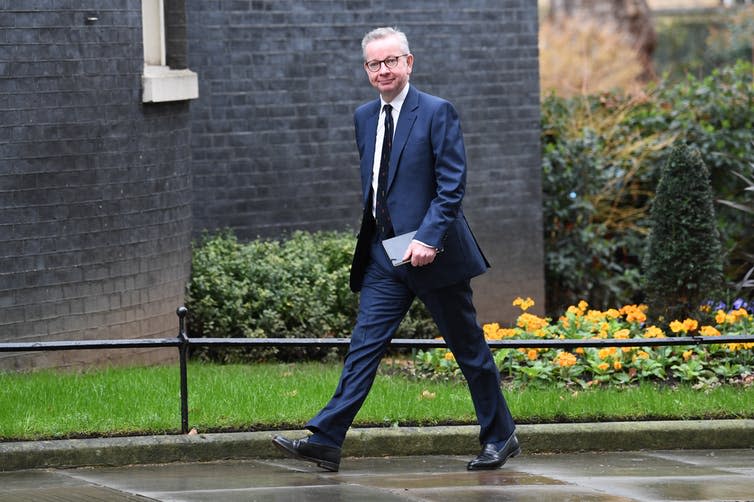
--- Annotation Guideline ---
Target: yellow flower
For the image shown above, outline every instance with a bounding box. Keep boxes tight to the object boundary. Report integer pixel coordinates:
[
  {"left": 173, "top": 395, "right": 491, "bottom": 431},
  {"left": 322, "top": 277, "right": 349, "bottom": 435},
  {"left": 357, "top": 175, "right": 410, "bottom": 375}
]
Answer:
[
  {"left": 644, "top": 325, "right": 665, "bottom": 338},
  {"left": 636, "top": 350, "right": 650, "bottom": 360},
  {"left": 671, "top": 319, "right": 698, "bottom": 333},
  {"left": 613, "top": 361, "right": 622, "bottom": 371},
  {"left": 499, "top": 328, "right": 518, "bottom": 339},
  {"left": 682, "top": 350, "right": 693, "bottom": 361},
  {"left": 621, "top": 304, "right": 648, "bottom": 324},
  {"left": 554, "top": 351, "right": 577, "bottom": 367},
  {"left": 512, "top": 296, "right": 535, "bottom": 311},
  {"left": 444, "top": 351, "right": 455, "bottom": 361},
  {"left": 715, "top": 309, "right": 727, "bottom": 324},
  {"left": 598, "top": 347, "right": 616, "bottom": 360},
  {"left": 605, "top": 309, "right": 621, "bottom": 319},
  {"left": 517, "top": 313, "right": 549, "bottom": 332},
  {"left": 566, "top": 305, "right": 581, "bottom": 316},
  {"left": 585, "top": 310, "right": 605, "bottom": 323},
  {"left": 527, "top": 349, "right": 539, "bottom": 361},
  {"left": 683, "top": 319, "right": 698, "bottom": 332},
  {"left": 597, "top": 362, "right": 610, "bottom": 372},
  {"left": 483, "top": 323, "right": 500, "bottom": 338},
  {"left": 575, "top": 347, "right": 585, "bottom": 354},
  {"left": 700, "top": 325, "right": 721, "bottom": 337},
  {"left": 730, "top": 308, "right": 752, "bottom": 324},
  {"left": 613, "top": 329, "right": 630, "bottom": 339},
  {"left": 578, "top": 300, "right": 589, "bottom": 313}
]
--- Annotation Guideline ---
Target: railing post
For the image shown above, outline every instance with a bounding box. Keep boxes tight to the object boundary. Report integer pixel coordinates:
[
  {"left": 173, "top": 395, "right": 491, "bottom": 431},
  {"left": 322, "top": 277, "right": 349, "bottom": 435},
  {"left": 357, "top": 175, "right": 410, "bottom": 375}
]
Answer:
[{"left": 176, "top": 306, "right": 190, "bottom": 434}]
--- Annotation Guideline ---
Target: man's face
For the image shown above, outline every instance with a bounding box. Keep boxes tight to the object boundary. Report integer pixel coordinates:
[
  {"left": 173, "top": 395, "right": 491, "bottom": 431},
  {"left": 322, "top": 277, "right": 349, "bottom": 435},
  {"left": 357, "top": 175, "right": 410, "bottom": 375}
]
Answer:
[{"left": 364, "top": 36, "right": 413, "bottom": 102}]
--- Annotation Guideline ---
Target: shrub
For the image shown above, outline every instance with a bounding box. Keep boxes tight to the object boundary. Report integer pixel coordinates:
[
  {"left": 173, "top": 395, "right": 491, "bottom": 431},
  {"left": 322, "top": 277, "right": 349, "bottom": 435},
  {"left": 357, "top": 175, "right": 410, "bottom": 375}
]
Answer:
[
  {"left": 186, "top": 230, "right": 436, "bottom": 362},
  {"left": 541, "top": 61, "right": 754, "bottom": 316},
  {"left": 541, "top": 94, "right": 672, "bottom": 314},
  {"left": 642, "top": 142, "right": 724, "bottom": 325}
]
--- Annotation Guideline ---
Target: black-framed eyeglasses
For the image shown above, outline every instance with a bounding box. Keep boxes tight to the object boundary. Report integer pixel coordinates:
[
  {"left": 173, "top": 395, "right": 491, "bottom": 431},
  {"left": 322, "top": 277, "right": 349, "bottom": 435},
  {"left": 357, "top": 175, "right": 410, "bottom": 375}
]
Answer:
[{"left": 364, "top": 54, "right": 409, "bottom": 72}]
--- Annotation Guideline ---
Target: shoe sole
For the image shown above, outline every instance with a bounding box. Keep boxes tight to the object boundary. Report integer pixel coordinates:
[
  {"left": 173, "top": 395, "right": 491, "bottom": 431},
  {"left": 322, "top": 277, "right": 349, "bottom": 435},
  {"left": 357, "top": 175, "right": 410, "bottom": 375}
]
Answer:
[{"left": 272, "top": 437, "right": 340, "bottom": 472}]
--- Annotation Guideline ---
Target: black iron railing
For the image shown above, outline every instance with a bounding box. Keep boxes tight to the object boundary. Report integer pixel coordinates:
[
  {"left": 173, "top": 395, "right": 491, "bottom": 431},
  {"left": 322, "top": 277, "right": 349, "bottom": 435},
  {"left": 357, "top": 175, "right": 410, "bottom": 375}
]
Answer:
[{"left": 1, "top": 306, "right": 752, "bottom": 434}]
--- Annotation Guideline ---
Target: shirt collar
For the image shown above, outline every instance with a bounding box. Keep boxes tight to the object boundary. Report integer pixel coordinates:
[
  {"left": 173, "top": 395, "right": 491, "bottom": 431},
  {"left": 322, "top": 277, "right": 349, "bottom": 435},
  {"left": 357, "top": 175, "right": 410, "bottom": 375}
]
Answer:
[{"left": 380, "top": 83, "right": 410, "bottom": 114}]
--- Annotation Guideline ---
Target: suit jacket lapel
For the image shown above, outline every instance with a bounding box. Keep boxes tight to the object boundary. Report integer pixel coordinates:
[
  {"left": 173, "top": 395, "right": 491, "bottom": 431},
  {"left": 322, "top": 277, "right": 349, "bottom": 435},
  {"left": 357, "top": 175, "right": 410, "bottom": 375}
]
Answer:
[
  {"left": 388, "top": 87, "right": 419, "bottom": 193},
  {"left": 360, "top": 101, "right": 380, "bottom": 204}
]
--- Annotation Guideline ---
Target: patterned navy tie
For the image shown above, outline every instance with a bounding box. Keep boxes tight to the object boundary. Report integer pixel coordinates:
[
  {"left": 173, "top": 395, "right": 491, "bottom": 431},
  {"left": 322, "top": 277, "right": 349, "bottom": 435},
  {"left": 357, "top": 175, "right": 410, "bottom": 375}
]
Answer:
[{"left": 376, "top": 104, "right": 394, "bottom": 237}]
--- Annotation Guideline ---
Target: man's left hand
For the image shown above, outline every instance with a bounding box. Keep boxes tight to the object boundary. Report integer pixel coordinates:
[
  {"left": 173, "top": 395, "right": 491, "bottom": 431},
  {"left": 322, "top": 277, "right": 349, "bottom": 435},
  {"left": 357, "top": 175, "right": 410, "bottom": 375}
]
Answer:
[{"left": 402, "top": 241, "right": 437, "bottom": 267}]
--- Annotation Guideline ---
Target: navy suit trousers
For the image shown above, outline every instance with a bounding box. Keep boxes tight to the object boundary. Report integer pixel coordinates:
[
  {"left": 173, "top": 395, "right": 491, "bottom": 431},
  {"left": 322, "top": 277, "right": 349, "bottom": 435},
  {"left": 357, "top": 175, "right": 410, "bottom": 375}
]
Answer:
[{"left": 306, "top": 236, "right": 516, "bottom": 447}]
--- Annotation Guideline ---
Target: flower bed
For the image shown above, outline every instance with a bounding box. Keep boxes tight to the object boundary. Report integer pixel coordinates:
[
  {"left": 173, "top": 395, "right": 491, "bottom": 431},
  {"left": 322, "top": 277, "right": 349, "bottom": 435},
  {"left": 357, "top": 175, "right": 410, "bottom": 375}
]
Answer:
[{"left": 416, "top": 298, "right": 753, "bottom": 387}]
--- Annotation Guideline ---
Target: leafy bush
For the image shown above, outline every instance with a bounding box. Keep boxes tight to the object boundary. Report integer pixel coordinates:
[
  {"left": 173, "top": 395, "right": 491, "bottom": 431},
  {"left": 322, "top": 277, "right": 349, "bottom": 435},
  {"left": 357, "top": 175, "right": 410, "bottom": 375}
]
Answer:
[
  {"left": 643, "top": 142, "right": 724, "bottom": 325},
  {"left": 414, "top": 298, "right": 754, "bottom": 388},
  {"left": 542, "top": 61, "right": 754, "bottom": 316},
  {"left": 186, "top": 230, "right": 436, "bottom": 362}
]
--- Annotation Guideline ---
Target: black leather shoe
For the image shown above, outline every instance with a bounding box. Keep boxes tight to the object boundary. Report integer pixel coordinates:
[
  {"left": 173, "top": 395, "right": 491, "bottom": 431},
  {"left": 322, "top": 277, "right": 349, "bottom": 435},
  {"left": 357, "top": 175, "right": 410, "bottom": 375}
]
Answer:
[
  {"left": 272, "top": 435, "right": 341, "bottom": 472},
  {"left": 467, "top": 434, "right": 521, "bottom": 471}
]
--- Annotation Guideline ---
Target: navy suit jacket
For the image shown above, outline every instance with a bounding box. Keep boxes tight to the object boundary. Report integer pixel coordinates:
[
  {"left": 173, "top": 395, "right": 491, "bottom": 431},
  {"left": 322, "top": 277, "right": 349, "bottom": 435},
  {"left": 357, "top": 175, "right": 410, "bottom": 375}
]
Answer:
[{"left": 349, "top": 85, "right": 489, "bottom": 294}]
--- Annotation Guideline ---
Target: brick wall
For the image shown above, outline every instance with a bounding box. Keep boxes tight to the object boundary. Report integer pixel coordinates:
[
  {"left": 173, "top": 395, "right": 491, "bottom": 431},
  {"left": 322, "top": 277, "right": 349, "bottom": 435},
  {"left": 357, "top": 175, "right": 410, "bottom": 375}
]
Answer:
[
  {"left": 0, "top": 2, "right": 193, "bottom": 369},
  {"left": 187, "top": 0, "right": 544, "bottom": 322}
]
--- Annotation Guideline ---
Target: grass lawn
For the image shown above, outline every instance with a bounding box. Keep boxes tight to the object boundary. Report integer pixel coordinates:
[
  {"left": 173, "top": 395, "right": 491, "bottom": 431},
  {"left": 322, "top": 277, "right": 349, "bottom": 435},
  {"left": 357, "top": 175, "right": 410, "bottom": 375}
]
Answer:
[{"left": 1, "top": 361, "right": 752, "bottom": 441}]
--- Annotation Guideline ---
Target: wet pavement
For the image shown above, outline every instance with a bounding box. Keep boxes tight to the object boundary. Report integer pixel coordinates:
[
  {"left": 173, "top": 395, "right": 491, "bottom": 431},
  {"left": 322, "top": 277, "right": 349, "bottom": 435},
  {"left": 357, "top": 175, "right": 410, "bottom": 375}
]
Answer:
[{"left": 2, "top": 448, "right": 753, "bottom": 501}]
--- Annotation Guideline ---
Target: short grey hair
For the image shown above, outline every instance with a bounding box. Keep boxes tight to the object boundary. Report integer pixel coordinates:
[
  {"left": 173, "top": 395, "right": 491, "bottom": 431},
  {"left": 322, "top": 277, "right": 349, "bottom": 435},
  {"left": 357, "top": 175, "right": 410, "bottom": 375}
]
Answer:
[{"left": 361, "top": 27, "right": 410, "bottom": 60}]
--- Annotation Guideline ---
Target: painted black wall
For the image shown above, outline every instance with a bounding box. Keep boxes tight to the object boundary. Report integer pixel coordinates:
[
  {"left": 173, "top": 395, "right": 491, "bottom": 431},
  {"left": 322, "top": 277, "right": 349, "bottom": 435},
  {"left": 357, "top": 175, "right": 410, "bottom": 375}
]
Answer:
[{"left": 0, "top": 2, "right": 193, "bottom": 369}]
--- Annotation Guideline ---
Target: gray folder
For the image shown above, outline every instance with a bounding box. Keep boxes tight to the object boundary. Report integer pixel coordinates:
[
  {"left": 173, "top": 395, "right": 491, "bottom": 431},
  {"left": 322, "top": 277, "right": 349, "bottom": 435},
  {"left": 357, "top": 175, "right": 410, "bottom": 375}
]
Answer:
[{"left": 381, "top": 230, "right": 417, "bottom": 267}]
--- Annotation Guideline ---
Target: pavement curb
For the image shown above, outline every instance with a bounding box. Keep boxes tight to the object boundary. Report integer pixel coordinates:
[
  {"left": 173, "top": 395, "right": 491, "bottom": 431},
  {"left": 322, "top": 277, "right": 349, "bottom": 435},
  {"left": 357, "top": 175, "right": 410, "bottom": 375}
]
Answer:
[{"left": 2, "top": 419, "right": 753, "bottom": 471}]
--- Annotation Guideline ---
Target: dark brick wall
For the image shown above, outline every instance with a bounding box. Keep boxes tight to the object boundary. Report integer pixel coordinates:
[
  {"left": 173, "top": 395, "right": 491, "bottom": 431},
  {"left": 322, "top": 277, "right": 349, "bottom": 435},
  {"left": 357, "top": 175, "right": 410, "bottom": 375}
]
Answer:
[
  {"left": 0, "top": 2, "right": 193, "bottom": 369},
  {"left": 187, "top": 0, "right": 544, "bottom": 322}
]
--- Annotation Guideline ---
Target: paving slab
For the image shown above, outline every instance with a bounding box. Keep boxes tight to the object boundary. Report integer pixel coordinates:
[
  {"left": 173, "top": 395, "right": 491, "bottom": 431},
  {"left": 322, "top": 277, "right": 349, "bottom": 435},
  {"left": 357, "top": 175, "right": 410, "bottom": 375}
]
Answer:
[{"left": 2, "top": 449, "right": 753, "bottom": 502}]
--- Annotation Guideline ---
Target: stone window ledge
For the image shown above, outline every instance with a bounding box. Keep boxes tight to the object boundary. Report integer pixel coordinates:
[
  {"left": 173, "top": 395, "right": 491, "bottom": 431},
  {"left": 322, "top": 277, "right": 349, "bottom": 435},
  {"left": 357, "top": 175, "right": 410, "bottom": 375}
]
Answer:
[{"left": 142, "top": 65, "right": 198, "bottom": 103}]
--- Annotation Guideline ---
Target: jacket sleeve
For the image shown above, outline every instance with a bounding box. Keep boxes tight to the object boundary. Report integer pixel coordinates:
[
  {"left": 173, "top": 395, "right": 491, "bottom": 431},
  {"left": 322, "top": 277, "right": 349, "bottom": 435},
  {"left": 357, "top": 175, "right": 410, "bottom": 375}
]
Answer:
[{"left": 414, "top": 100, "right": 467, "bottom": 249}]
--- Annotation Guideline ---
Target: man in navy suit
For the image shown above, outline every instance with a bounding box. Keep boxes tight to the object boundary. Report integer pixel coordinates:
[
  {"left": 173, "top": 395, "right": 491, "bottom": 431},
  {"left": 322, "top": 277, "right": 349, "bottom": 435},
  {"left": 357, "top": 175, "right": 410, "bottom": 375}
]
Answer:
[{"left": 273, "top": 27, "right": 519, "bottom": 472}]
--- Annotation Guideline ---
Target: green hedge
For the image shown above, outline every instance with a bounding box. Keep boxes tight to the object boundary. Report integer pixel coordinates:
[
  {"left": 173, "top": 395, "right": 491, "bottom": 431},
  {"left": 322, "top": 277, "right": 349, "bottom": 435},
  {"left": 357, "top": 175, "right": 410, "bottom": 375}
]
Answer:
[{"left": 185, "top": 230, "right": 436, "bottom": 362}]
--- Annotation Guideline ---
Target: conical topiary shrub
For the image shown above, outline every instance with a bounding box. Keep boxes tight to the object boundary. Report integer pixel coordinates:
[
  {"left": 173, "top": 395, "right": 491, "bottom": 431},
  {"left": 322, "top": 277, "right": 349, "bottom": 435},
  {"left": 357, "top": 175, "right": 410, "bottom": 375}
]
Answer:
[{"left": 642, "top": 141, "right": 724, "bottom": 326}]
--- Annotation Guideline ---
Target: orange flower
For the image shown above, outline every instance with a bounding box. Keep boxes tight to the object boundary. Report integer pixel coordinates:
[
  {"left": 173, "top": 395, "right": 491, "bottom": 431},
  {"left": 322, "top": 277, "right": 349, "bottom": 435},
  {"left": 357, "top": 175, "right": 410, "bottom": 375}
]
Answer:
[
  {"left": 613, "top": 361, "right": 622, "bottom": 371},
  {"left": 483, "top": 323, "right": 500, "bottom": 338},
  {"left": 527, "top": 349, "right": 539, "bottom": 361},
  {"left": 700, "top": 325, "right": 721, "bottom": 337},
  {"left": 499, "top": 328, "right": 518, "bottom": 338},
  {"left": 613, "top": 329, "right": 630, "bottom": 339},
  {"left": 554, "top": 351, "right": 577, "bottom": 367},
  {"left": 605, "top": 308, "right": 621, "bottom": 319},
  {"left": 512, "top": 296, "right": 535, "bottom": 311},
  {"left": 517, "top": 313, "right": 549, "bottom": 332},
  {"left": 671, "top": 319, "right": 698, "bottom": 333},
  {"left": 715, "top": 310, "right": 727, "bottom": 324},
  {"left": 597, "top": 362, "right": 610, "bottom": 372},
  {"left": 444, "top": 351, "right": 455, "bottom": 361},
  {"left": 644, "top": 326, "right": 665, "bottom": 338},
  {"left": 683, "top": 319, "right": 698, "bottom": 332},
  {"left": 621, "top": 304, "right": 648, "bottom": 324},
  {"left": 682, "top": 350, "right": 693, "bottom": 361}
]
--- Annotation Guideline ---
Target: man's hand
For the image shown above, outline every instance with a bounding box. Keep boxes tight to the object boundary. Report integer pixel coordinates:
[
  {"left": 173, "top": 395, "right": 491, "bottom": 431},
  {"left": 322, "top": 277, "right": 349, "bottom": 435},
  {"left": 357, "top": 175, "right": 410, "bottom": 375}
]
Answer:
[{"left": 402, "top": 241, "right": 437, "bottom": 267}]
